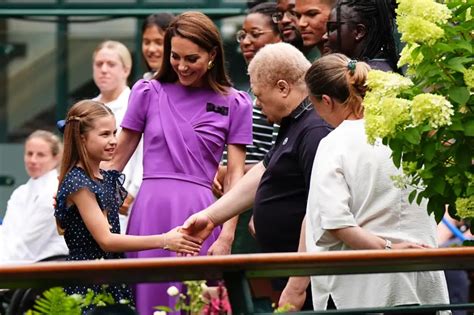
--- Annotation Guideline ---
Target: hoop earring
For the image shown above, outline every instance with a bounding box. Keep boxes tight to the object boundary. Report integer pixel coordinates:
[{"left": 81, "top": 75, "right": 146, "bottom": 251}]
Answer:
[{"left": 207, "top": 60, "right": 214, "bottom": 70}]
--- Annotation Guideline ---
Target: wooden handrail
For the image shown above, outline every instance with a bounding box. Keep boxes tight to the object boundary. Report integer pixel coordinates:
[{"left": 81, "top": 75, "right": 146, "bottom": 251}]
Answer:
[{"left": 1, "top": 247, "right": 473, "bottom": 289}]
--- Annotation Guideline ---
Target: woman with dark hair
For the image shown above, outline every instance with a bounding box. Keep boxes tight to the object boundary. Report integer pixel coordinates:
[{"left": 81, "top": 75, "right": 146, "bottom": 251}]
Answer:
[
  {"left": 141, "top": 13, "right": 175, "bottom": 79},
  {"left": 322, "top": 0, "right": 400, "bottom": 71},
  {"left": 109, "top": 11, "right": 253, "bottom": 313},
  {"left": 237, "top": 2, "right": 281, "bottom": 64}
]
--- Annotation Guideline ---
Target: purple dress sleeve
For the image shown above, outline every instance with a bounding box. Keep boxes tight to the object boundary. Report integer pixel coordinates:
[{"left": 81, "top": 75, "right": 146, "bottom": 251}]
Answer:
[
  {"left": 227, "top": 90, "right": 253, "bottom": 145},
  {"left": 121, "top": 79, "right": 152, "bottom": 133}
]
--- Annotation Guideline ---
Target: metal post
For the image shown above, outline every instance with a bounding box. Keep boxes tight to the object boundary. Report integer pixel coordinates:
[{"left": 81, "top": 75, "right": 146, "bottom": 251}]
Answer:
[
  {"left": 133, "top": 17, "right": 143, "bottom": 82},
  {"left": 56, "top": 16, "right": 68, "bottom": 121},
  {"left": 0, "top": 19, "right": 7, "bottom": 142},
  {"left": 223, "top": 271, "right": 254, "bottom": 315}
]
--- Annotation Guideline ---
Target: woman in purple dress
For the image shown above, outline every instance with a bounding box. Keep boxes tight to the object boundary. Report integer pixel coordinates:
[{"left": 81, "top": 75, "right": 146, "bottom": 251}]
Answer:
[{"left": 110, "top": 11, "right": 253, "bottom": 314}]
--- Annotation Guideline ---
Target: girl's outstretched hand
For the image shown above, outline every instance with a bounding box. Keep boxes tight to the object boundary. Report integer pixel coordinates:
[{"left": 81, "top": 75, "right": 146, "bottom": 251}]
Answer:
[{"left": 162, "top": 227, "right": 202, "bottom": 255}]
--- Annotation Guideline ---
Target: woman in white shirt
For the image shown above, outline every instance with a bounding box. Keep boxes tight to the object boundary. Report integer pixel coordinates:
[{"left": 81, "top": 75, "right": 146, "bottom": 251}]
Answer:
[
  {"left": 0, "top": 130, "right": 68, "bottom": 263},
  {"left": 304, "top": 53, "right": 450, "bottom": 313},
  {"left": 92, "top": 40, "right": 143, "bottom": 233}
]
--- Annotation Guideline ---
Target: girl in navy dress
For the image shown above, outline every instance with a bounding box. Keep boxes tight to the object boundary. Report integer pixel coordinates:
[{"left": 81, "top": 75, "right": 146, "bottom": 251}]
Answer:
[{"left": 55, "top": 100, "right": 202, "bottom": 307}]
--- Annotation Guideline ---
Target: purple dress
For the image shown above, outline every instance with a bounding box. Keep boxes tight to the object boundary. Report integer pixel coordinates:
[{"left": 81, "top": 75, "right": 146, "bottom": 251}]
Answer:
[{"left": 121, "top": 79, "right": 253, "bottom": 314}]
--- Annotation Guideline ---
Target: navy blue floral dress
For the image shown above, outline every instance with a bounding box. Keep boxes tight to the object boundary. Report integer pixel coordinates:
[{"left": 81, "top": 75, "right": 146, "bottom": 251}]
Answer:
[{"left": 55, "top": 166, "right": 134, "bottom": 305}]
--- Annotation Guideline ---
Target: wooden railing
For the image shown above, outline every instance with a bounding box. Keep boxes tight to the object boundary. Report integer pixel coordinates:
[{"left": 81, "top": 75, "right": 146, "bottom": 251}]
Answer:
[{"left": 2, "top": 247, "right": 474, "bottom": 314}]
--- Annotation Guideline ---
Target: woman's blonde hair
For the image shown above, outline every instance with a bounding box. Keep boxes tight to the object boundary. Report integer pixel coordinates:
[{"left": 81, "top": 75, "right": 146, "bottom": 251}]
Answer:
[
  {"left": 93, "top": 40, "right": 132, "bottom": 72},
  {"left": 58, "top": 100, "right": 113, "bottom": 185},
  {"left": 26, "top": 130, "right": 62, "bottom": 157},
  {"left": 305, "top": 53, "right": 370, "bottom": 118}
]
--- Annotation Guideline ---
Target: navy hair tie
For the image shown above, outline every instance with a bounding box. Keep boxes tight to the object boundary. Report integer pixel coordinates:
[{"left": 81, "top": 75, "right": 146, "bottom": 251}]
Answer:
[{"left": 56, "top": 120, "right": 66, "bottom": 134}]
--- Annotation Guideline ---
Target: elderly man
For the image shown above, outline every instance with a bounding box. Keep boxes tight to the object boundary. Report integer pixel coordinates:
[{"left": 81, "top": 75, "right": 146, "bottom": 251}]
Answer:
[{"left": 182, "top": 42, "right": 332, "bottom": 310}]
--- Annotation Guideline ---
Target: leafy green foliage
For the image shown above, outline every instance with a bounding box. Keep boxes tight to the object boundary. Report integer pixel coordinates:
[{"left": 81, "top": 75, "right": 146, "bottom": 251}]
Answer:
[
  {"left": 364, "top": 0, "right": 473, "bottom": 222},
  {"left": 25, "top": 286, "right": 123, "bottom": 315}
]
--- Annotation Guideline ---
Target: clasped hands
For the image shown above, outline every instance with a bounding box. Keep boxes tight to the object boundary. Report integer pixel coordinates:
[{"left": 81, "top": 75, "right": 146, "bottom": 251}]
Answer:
[{"left": 175, "top": 212, "right": 217, "bottom": 256}]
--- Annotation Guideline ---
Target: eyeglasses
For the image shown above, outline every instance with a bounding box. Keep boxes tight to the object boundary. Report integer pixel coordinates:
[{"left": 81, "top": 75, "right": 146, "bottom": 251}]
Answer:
[
  {"left": 236, "top": 29, "right": 275, "bottom": 43},
  {"left": 271, "top": 10, "right": 298, "bottom": 23}
]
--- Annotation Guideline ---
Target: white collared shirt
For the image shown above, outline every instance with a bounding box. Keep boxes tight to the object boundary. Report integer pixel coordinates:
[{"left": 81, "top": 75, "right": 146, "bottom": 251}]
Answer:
[
  {"left": 306, "top": 119, "right": 450, "bottom": 312},
  {"left": 0, "top": 169, "right": 68, "bottom": 263}
]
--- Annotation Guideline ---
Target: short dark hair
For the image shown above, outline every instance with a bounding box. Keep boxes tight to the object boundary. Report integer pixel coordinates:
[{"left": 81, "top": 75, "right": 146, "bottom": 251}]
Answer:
[{"left": 248, "top": 2, "right": 280, "bottom": 34}]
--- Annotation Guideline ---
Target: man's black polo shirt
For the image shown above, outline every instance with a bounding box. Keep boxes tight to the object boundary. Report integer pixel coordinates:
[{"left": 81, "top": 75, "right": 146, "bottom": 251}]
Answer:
[{"left": 253, "top": 98, "right": 332, "bottom": 254}]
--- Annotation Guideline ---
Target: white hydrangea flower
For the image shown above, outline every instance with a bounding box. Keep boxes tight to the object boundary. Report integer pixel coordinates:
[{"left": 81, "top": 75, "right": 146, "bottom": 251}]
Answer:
[{"left": 166, "top": 286, "right": 179, "bottom": 297}]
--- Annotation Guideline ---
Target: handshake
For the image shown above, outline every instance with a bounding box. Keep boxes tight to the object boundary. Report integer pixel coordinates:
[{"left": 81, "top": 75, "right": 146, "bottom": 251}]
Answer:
[{"left": 166, "top": 212, "right": 217, "bottom": 256}]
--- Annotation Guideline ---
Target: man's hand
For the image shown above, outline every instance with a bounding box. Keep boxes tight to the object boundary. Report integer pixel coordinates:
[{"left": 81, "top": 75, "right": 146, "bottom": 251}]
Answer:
[
  {"left": 278, "top": 277, "right": 309, "bottom": 311},
  {"left": 119, "top": 195, "right": 134, "bottom": 216},
  {"left": 207, "top": 237, "right": 232, "bottom": 255},
  {"left": 211, "top": 165, "right": 226, "bottom": 198},
  {"left": 181, "top": 212, "right": 216, "bottom": 241},
  {"left": 248, "top": 214, "right": 256, "bottom": 239}
]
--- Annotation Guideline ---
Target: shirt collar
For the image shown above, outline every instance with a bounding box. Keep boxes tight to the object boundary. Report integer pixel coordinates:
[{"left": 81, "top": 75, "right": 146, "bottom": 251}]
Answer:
[{"left": 289, "top": 97, "right": 312, "bottom": 120}]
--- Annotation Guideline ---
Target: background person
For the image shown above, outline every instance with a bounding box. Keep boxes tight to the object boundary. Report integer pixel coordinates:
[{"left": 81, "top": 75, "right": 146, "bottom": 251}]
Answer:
[
  {"left": 304, "top": 53, "right": 449, "bottom": 313},
  {"left": 294, "top": 0, "right": 335, "bottom": 61},
  {"left": 321, "top": 0, "right": 399, "bottom": 71},
  {"left": 92, "top": 40, "right": 143, "bottom": 233},
  {"left": 109, "top": 12, "right": 253, "bottom": 313},
  {"left": 0, "top": 130, "right": 68, "bottom": 263},
  {"left": 141, "top": 13, "right": 175, "bottom": 79},
  {"left": 274, "top": 0, "right": 305, "bottom": 52}
]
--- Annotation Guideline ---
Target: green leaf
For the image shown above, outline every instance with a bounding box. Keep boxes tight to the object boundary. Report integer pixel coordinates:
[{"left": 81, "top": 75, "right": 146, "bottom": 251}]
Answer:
[
  {"left": 155, "top": 306, "right": 174, "bottom": 312},
  {"left": 434, "top": 43, "right": 455, "bottom": 53},
  {"left": 408, "top": 190, "right": 417, "bottom": 204},
  {"left": 450, "top": 119, "right": 464, "bottom": 131},
  {"left": 432, "top": 176, "right": 446, "bottom": 195},
  {"left": 403, "top": 128, "right": 421, "bottom": 145},
  {"left": 446, "top": 57, "right": 471, "bottom": 73},
  {"left": 422, "top": 141, "right": 436, "bottom": 161},
  {"left": 453, "top": 41, "right": 473, "bottom": 53},
  {"left": 448, "top": 86, "right": 470, "bottom": 105},
  {"left": 455, "top": 146, "right": 471, "bottom": 170},
  {"left": 416, "top": 191, "right": 425, "bottom": 205},
  {"left": 464, "top": 120, "right": 474, "bottom": 136},
  {"left": 427, "top": 197, "right": 445, "bottom": 223},
  {"left": 467, "top": 185, "right": 474, "bottom": 196}
]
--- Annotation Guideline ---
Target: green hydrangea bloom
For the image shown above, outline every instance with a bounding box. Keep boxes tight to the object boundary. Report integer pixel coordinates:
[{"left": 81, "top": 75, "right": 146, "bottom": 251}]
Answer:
[
  {"left": 464, "top": 65, "right": 474, "bottom": 89},
  {"left": 397, "top": 15, "right": 445, "bottom": 45},
  {"left": 411, "top": 93, "right": 454, "bottom": 128},
  {"left": 455, "top": 196, "right": 474, "bottom": 219},
  {"left": 366, "top": 70, "right": 413, "bottom": 97},
  {"left": 397, "top": 0, "right": 451, "bottom": 24},
  {"left": 364, "top": 94, "right": 412, "bottom": 144},
  {"left": 398, "top": 43, "right": 424, "bottom": 68}
]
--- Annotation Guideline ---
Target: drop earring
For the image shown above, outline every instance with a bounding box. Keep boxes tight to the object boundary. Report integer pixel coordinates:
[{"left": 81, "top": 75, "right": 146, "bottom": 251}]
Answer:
[{"left": 207, "top": 60, "right": 214, "bottom": 70}]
